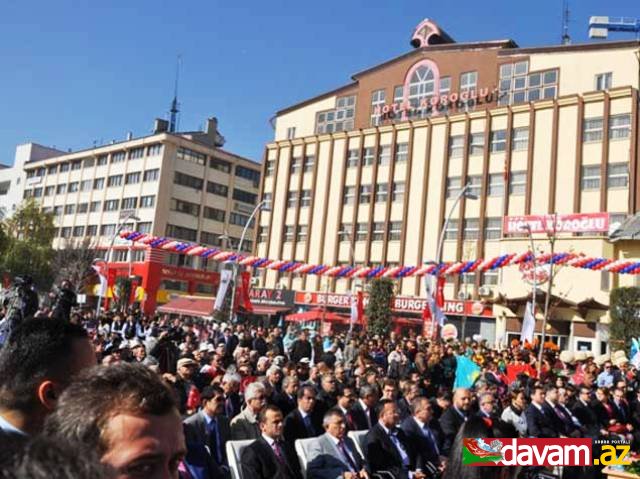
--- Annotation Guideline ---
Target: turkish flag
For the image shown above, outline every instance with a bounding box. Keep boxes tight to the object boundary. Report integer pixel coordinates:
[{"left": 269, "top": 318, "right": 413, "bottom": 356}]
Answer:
[
  {"left": 436, "top": 276, "right": 445, "bottom": 308},
  {"left": 235, "top": 271, "right": 253, "bottom": 312}
]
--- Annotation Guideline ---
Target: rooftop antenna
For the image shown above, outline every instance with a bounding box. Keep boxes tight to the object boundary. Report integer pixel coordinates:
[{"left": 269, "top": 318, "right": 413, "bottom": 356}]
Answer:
[
  {"left": 169, "top": 55, "right": 181, "bottom": 133},
  {"left": 561, "top": 0, "right": 571, "bottom": 45}
]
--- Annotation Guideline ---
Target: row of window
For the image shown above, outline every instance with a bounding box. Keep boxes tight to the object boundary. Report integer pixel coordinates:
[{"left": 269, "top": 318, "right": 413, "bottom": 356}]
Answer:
[
  {"left": 444, "top": 218, "right": 502, "bottom": 240},
  {"left": 44, "top": 195, "right": 156, "bottom": 216},
  {"left": 583, "top": 115, "right": 632, "bottom": 142},
  {"left": 172, "top": 146, "right": 261, "bottom": 185},
  {"left": 316, "top": 96, "right": 356, "bottom": 134},
  {"left": 174, "top": 171, "right": 258, "bottom": 199},
  {"left": 580, "top": 163, "right": 629, "bottom": 190},
  {"left": 343, "top": 182, "right": 405, "bottom": 205},
  {"left": 498, "top": 62, "right": 559, "bottom": 106},
  {"left": 57, "top": 221, "right": 152, "bottom": 239}
]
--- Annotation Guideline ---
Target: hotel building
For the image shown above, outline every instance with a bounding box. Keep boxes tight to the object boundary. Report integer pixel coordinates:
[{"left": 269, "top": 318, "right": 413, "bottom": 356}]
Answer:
[{"left": 257, "top": 19, "right": 640, "bottom": 352}]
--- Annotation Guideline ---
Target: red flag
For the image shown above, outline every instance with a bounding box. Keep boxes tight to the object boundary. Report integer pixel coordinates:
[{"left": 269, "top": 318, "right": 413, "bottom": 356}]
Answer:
[
  {"left": 421, "top": 306, "right": 432, "bottom": 337},
  {"left": 235, "top": 271, "right": 253, "bottom": 312},
  {"left": 350, "top": 291, "right": 364, "bottom": 325},
  {"left": 436, "top": 276, "right": 445, "bottom": 308},
  {"left": 186, "top": 385, "right": 201, "bottom": 411}
]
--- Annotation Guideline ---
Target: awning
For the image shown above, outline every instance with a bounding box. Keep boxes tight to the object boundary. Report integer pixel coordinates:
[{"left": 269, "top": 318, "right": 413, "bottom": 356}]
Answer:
[
  {"left": 249, "top": 305, "right": 292, "bottom": 316},
  {"left": 157, "top": 296, "right": 214, "bottom": 318},
  {"left": 285, "top": 308, "right": 351, "bottom": 323}
]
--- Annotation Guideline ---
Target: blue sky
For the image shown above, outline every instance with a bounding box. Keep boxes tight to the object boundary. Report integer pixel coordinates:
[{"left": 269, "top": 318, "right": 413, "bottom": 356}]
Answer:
[{"left": 1, "top": 0, "right": 638, "bottom": 165}]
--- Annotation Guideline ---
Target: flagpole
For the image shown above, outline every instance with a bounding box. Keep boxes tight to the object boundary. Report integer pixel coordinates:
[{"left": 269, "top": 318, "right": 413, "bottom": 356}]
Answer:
[{"left": 521, "top": 224, "right": 537, "bottom": 329}]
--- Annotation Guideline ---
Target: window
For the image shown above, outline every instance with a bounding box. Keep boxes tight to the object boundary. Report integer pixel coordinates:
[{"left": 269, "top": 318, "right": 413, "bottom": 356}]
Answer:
[
  {"left": 375, "top": 183, "right": 388, "bottom": 203},
  {"left": 469, "top": 133, "right": 485, "bottom": 156},
  {"left": 488, "top": 173, "right": 504, "bottom": 197},
  {"left": 90, "top": 201, "right": 101, "bottom": 212},
  {"left": 97, "top": 155, "right": 108, "bottom": 166},
  {"left": 77, "top": 203, "right": 88, "bottom": 213},
  {"left": 104, "top": 200, "right": 119, "bottom": 211},
  {"left": 498, "top": 61, "right": 558, "bottom": 105},
  {"left": 68, "top": 182, "right": 79, "bottom": 193},
  {"left": 481, "top": 270, "right": 499, "bottom": 286},
  {"left": 143, "top": 169, "right": 159, "bottom": 182},
  {"left": 86, "top": 225, "right": 98, "bottom": 236},
  {"left": 262, "top": 192, "right": 273, "bottom": 209},
  {"left": 120, "top": 197, "right": 137, "bottom": 210},
  {"left": 449, "top": 135, "right": 464, "bottom": 158},
  {"left": 463, "top": 218, "right": 479, "bottom": 240},
  {"left": 23, "top": 189, "right": 32, "bottom": 199},
  {"left": 83, "top": 157, "right": 95, "bottom": 168},
  {"left": 166, "top": 224, "right": 197, "bottom": 242},
  {"left": 347, "top": 149, "right": 360, "bottom": 168},
  {"left": 129, "top": 147, "right": 145, "bottom": 160},
  {"left": 583, "top": 118, "right": 603, "bottom": 143},
  {"left": 32, "top": 187, "right": 42, "bottom": 198},
  {"left": 230, "top": 212, "right": 253, "bottom": 228},
  {"left": 140, "top": 195, "right": 155, "bottom": 208},
  {"left": 286, "top": 127, "right": 296, "bottom": 139},
  {"left": 125, "top": 172, "right": 141, "bottom": 184},
  {"left": 93, "top": 178, "right": 104, "bottom": 190},
  {"left": 511, "top": 127, "right": 529, "bottom": 151},
  {"left": 47, "top": 165, "right": 58, "bottom": 175},
  {"left": 174, "top": 171, "right": 203, "bottom": 190},
  {"left": 359, "top": 185, "right": 372, "bottom": 204},
  {"left": 52, "top": 206, "right": 62, "bottom": 216},
  {"left": 60, "top": 163, "right": 70, "bottom": 172},
  {"left": 296, "top": 225, "right": 308, "bottom": 242},
  {"left": 377, "top": 145, "right": 391, "bottom": 166},
  {"left": 395, "top": 143, "right": 408, "bottom": 163},
  {"left": 581, "top": 165, "right": 600, "bottom": 190},
  {"left": 203, "top": 207, "right": 225, "bottom": 222},
  {"left": 343, "top": 186, "right": 356, "bottom": 205},
  {"left": 300, "top": 190, "right": 311, "bottom": 207},
  {"left": 71, "top": 161, "right": 82, "bottom": 171},
  {"left": 207, "top": 181, "right": 228, "bottom": 197},
  {"left": 235, "top": 165, "right": 260, "bottom": 186},
  {"left": 608, "top": 163, "right": 629, "bottom": 188},
  {"left": 107, "top": 175, "right": 123, "bottom": 187},
  {"left": 316, "top": 95, "right": 356, "bottom": 134},
  {"left": 289, "top": 157, "right": 302, "bottom": 175},
  {"left": 147, "top": 144, "right": 163, "bottom": 156},
  {"left": 440, "top": 77, "right": 451, "bottom": 95},
  {"left": 303, "top": 155, "right": 315, "bottom": 173},
  {"left": 338, "top": 224, "right": 352, "bottom": 241},
  {"left": 595, "top": 72, "right": 612, "bottom": 91},
  {"left": 72, "top": 226, "right": 85, "bottom": 237},
  {"left": 370, "top": 89, "right": 386, "bottom": 126},
  {"left": 467, "top": 175, "right": 482, "bottom": 197},
  {"left": 111, "top": 151, "right": 126, "bottom": 163},
  {"left": 609, "top": 114, "right": 631, "bottom": 140},
  {"left": 392, "top": 182, "right": 405, "bottom": 202},
  {"left": 233, "top": 189, "right": 257, "bottom": 204},
  {"left": 80, "top": 180, "right": 92, "bottom": 192},
  {"left": 257, "top": 226, "right": 268, "bottom": 243},
  {"left": 266, "top": 160, "right": 275, "bottom": 176},
  {"left": 60, "top": 227, "right": 72, "bottom": 239},
  {"left": 210, "top": 158, "right": 231, "bottom": 173},
  {"left": 601, "top": 270, "right": 611, "bottom": 292},
  {"left": 406, "top": 63, "right": 436, "bottom": 118},
  {"left": 284, "top": 226, "right": 294, "bottom": 242},
  {"left": 201, "top": 231, "right": 218, "bottom": 245},
  {"left": 444, "top": 219, "right": 458, "bottom": 240},
  {"left": 509, "top": 171, "right": 526, "bottom": 195},
  {"left": 100, "top": 224, "right": 116, "bottom": 236},
  {"left": 56, "top": 184, "right": 67, "bottom": 195},
  {"left": 484, "top": 217, "right": 502, "bottom": 240},
  {"left": 388, "top": 222, "right": 402, "bottom": 241},
  {"left": 176, "top": 147, "right": 206, "bottom": 165},
  {"left": 446, "top": 177, "right": 461, "bottom": 199},
  {"left": 460, "top": 71, "right": 477, "bottom": 93},
  {"left": 64, "top": 204, "right": 75, "bottom": 215},
  {"left": 362, "top": 147, "right": 375, "bottom": 166},
  {"left": 287, "top": 191, "right": 297, "bottom": 208},
  {"left": 44, "top": 186, "right": 55, "bottom": 196},
  {"left": 372, "top": 222, "right": 385, "bottom": 241},
  {"left": 356, "top": 223, "right": 368, "bottom": 241}
]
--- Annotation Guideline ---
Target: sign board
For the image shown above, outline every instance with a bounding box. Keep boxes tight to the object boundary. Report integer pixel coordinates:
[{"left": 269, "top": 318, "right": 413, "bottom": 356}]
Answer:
[
  {"left": 249, "top": 288, "right": 295, "bottom": 308},
  {"left": 519, "top": 262, "right": 551, "bottom": 285},
  {"left": 503, "top": 213, "right": 609, "bottom": 235}
]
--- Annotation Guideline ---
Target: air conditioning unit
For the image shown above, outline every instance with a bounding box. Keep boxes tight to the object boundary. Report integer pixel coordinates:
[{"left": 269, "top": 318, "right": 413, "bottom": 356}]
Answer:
[
  {"left": 457, "top": 291, "right": 470, "bottom": 300},
  {"left": 478, "top": 285, "right": 493, "bottom": 297}
]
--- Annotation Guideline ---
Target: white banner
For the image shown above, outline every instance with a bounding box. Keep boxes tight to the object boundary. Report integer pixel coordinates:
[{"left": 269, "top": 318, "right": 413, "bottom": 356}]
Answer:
[
  {"left": 214, "top": 268, "right": 233, "bottom": 311},
  {"left": 520, "top": 301, "right": 535, "bottom": 343}
]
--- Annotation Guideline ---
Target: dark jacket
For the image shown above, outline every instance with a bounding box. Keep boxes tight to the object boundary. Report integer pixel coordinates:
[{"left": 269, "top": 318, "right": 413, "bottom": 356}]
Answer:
[
  {"left": 526, "top": 403, "right": 559, "bottom": 438},
  {"left": 572, "top": 399, "right": 600, "bottom": 437},
  {"left": 273, "top": 391, "right": 297, "bottom": 418},
  {"left": 365, "top": 423, "right": 416, "bottom": 479},
  {"left": 350, "top": 401, "right": 376, "bottom": 431},
  {"left": 400, "top": 416, "right": 442, "bottom": 468},
  {"left": 439, "top": 407, "right": 467, "bottom": 455},
  {"left": 289, "top": 339, "right": 312, "bottom": 363},
  {"left": 240, "top": 436, "right": 301, "bottom": 479},
  {"left": 283, "top": 409, "right": 322, "bottom": 444}
]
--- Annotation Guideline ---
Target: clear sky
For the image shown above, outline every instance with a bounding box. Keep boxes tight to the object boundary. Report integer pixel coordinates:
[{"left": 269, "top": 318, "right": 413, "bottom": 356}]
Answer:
[{"left": 1, "top": 0, "right": 638, "bottom": 165}]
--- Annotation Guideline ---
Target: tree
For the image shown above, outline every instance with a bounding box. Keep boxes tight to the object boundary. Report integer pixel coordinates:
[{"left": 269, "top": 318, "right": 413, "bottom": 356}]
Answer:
[
  {"left": 51, "top": 238, "right": 99, "bottom": 291},
  {"left": 609, "top": 287, "right": 640, "bottom": 350},
  {"left": 366, "top": 278, "right": 394, "bottom": 336}
]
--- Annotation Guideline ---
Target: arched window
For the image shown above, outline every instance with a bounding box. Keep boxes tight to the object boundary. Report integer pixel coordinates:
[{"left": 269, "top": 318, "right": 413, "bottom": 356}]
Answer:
[{"left": 403, "top": 59, "right": 440, "bottom": 119}]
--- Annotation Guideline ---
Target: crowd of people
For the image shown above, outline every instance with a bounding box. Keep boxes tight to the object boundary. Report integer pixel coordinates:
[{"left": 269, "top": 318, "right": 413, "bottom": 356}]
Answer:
[{"left": 0, "top": 301, "right": 639, "bottom": 479}]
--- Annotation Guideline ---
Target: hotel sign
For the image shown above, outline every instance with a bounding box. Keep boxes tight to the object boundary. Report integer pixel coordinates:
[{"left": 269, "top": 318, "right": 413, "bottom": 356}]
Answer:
[{"left": 503, "top": 213, "right": 610, "bottom": 235}]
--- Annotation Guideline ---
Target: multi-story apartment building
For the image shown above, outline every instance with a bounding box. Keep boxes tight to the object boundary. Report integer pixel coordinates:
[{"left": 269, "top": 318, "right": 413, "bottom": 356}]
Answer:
[
  {"left": 257, "top": 19, "right": 640, "bottom": 352},
  {"left": 21, "top": 117, "right": 261, "bottom": 312}
]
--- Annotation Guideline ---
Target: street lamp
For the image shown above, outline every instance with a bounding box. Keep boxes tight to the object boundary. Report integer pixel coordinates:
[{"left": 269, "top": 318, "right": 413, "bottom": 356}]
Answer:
[
  {"left": 428, "top": 183, "right": 478, "bottom": 336},
  {"left": 96, "top": 212, "right": 140, "bottom": 315},
  {"left": 228, "top": 200, "right": 270, "bottom": 324}
]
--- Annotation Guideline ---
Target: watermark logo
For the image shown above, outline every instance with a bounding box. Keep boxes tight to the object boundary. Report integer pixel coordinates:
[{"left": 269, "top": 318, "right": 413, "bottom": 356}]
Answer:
[{"left": 463, "top": 438, "right": 630, "bottom": 467}]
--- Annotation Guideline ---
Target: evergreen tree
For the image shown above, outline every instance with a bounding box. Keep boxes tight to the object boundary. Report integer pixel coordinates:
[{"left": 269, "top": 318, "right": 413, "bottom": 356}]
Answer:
[
  {"left": 610, "top": 286, "right": 640, "bottom": 350},
  {"left": 366, "top": 278, "right": 394, "bottom": 336}
]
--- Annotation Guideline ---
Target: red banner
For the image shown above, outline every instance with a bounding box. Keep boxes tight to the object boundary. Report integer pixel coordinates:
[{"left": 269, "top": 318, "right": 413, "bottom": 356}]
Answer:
[
  {"left": 503, "top": 213, "right": 610, "bottom": 234},
  {"left": 235, "top": 272, "right": 253, "bottom": 312}
]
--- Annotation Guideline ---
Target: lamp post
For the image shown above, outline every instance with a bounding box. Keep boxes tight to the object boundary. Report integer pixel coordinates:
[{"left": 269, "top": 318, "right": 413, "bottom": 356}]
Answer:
[
  {"left": 96, "top": 212, "right": 140, "bottom": 315},
  {"left": 228, "top": 200, "right": 270, "bottom": 324},
  {"left": 429, "top": 183, "right": 478, "bottom": 336}
]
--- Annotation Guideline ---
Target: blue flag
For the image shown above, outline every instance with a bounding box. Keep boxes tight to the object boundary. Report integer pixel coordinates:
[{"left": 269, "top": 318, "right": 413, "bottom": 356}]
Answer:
[{"left": 454, "top": 355, "right": 481, "bottom": 389}]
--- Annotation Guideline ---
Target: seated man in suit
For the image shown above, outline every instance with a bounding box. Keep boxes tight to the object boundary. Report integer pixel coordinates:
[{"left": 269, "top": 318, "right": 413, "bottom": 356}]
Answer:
[
  {"left": 274, "top": 376, "right": 299, "bottom": 418},
  {"left": 439, "top": 388, "right": 471, "bottom": 456},
  {"left": 526, "top": 385, "right": 560, "bottom": 438},
  {"left": 241, "top": 404, "right": 301, "bottom": 479},
  {"left": 283, "top": 384, "right": 322, "bottom": 444},
  {"left": 307, "top": 408, "right": 369, "bottom": 479},
  {"left": 230, "top": 382, "right": 266, "bottom": 440},
  {"left": 400, "top": 396, "right": 444, "bottom": 471},
  {"left": 572, "top": 386, "right": 603, "bottom": 438},
  {"left": 350, "top": 384, "right": 379, "bottom": 431},
  {"left": 365, "top": 400, "right": 425, "bottom": 479},
  {"left": 183, "top": 385, "right": 230, "bottom": 479},
  {"left": 336, "top": 385, "right": 358, "bottom": 431}
]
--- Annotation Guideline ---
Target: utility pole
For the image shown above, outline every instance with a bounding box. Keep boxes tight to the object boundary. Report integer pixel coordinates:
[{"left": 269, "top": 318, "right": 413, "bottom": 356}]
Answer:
[{"left": 538, "top": 213, "right": 558, "bottom": 370}]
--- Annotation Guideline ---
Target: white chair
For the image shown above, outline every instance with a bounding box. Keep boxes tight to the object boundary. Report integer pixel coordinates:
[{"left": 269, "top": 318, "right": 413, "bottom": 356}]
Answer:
[
  {"left": 295, "top": 437, "right": 316, "bottom": 478},
  {"left": 347, "top": 430, "right": 368, "bottom": 461},
  {"left": 225, "top": 439, "right": 255, "bottom": 479}
]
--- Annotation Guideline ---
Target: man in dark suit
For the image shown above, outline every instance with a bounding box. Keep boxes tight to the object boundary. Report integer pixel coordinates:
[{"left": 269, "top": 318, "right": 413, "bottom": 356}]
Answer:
[
  {"left": 315, "top": 374, "right": 338, "bottom": 419},
  {"left": 336, "top": 385, "right": 358, "bottom": 431},
  {"left": 307, "top": 408, "right": 368, "bottom": 479},
  {"left": 401, "top": 397, "right": 443, "bottom": 470},
  {"left": 283, "top": 384, "right": 322, "bottom": 444},
  {"left": 350, "top": 384, "right": 378, "bottom": 431},
  {"left": 183, "top": 385, "right": 231, "bottom": 479},
  {"left": 365, "top": 400, "right": 425, "bottom": 479},
  {"left": 289, "top": 330, "right": 312, "bottom": 364},
  {"left": 274, "top": 376, "right": 299, "bottom": 418},
  {"left": 572, "top": 387, "right": 601, "bottom": 438},
  {"left": 241, "top": 405, "right": 301, "bottom": 479},
  {"left": 439, "top": 387, "right": 471, "bottom": 456},
  {"left": 526, "top": 385, "right": 560, "bottom": 438}
]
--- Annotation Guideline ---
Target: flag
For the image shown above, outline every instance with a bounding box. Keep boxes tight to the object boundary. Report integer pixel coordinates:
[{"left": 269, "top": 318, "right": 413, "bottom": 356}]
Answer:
[
  {"left": 426, "top": 278, "right": 447, "bottom": 326},
  {"left": 235, "top": 271, "right": 253, "bottom": 312},
  {"left": 454, "top": 355, "right": 481, "bottom": 389},
  {"left": 350, "top": 290, "right": 364, "bottom": 325},
  {"left": 92, "top": 265, "right": 107, "bottom": 297},
  {"left": 214, "top": 267, "right": 233, "bottom": 311},
  {"left": 520, "top": 301, "right": 535, "bottom": 344},
  {"left": 631, "top": 338, "right": 640, "bottom": 369},
  {"left": 436, "top": 276, "right": 445, "bottom": 308}
]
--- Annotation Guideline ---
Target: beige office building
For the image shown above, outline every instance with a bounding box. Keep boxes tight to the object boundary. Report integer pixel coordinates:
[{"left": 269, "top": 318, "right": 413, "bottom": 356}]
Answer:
[{"left": 257, "top": 19, "right": 640, "bottom": 353}]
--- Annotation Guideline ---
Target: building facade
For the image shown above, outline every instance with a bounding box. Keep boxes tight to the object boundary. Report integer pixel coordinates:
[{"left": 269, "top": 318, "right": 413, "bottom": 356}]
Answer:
[
  {"left": 21, "top": 117, "right": 261, "bottom": 312},
  {"left": 257, "top": 19, "right": 640, "bottom": 353}
]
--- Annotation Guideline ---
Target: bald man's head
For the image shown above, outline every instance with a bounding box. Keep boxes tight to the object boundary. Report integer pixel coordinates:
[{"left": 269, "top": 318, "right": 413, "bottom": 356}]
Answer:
[{"left": 453, "top": 388, "right": 472, "bottom": 411}]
